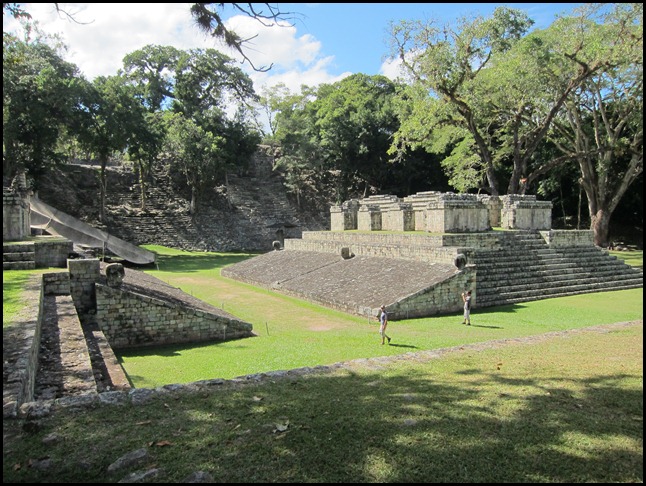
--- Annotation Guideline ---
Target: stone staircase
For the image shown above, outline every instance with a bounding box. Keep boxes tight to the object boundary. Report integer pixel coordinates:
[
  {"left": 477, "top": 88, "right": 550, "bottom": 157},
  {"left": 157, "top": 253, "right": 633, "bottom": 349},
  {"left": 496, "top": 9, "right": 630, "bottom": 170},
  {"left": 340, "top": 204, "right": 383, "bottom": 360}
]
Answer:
[
  {"left": 223, "top": 173, "right": 304, "bottom": 242},
  {"left": 3, "top": 242, "right": 36, "bottom": 270},
  {"left": 98, "top": 168, "right": 309, "bottom": 252},
  {"left": 101, "top": 169, "right": 207, "bottom": 250},
  {"left": 30, "top": 163, "right": 332, "bottom": 253},
  {"left": 467, "top": 232, "right": 644, "bottom": 307}
]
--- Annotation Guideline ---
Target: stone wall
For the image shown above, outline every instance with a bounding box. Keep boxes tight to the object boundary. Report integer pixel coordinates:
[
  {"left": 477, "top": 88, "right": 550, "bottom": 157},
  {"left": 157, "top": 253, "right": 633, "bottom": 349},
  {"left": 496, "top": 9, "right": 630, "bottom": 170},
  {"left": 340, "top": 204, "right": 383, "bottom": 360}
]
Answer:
[
  {"left": 500, "top": 195, "right": 552, "bottom": 230},
  {"left": 330, "top": 199, "right": 361, "bottom": 231},
  {"left": 3, "top": 190, "right": 30, "bottom": 241},
  {"left": 285, "top": 231, "right": 503, "bottom": 265},
  {"left": 95, "top": 284, "right": 253, "bottom": 349},
  {"left": 41, "top": 271, "right": 71, "bottom": 295},
  {"left": 478, "top": 195, "right": 503, "bottom": 228},
  {"left": 34, "top": 238, "right": 74, "bottom": 268},
  {"left": 387, "top": 264, "right": 477, "bottom": 320},
  {"left": 331, "top": 192, "right": 554, "bottom": 233},
  {"left": 383, "top": 203, "right": 415, "bottom": 231},
  {"left": 403, "top": 191, "right": 443, "bottom": 231},
  {"left": 425, "top": 194, "right": 490, "bottom": 233},
  {"left": 357, "top": 205, "right": 382, "bottom": 231},
  {"left": 540, "top": 229, "right": 595, "bottom": 246},
  {"left": 286, "top": 238, "right": 462, "bottom": 264},
  {"left": 68, "top": 259, "right": 101, "bottom": 325},
  {"left": 3, "top": 275, "right": 43, "bottom": 418}
]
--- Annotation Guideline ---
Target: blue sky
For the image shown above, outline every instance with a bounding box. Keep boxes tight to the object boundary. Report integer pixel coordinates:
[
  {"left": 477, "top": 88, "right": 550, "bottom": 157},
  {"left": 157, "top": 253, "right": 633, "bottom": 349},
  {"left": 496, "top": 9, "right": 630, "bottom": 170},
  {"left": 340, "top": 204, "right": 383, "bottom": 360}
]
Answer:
[
  {"left": 4, "top": 3, "right": 585, "bottom": 95},
  {"left": 269, "top": 3, "right": 585, "bottom": 78}
]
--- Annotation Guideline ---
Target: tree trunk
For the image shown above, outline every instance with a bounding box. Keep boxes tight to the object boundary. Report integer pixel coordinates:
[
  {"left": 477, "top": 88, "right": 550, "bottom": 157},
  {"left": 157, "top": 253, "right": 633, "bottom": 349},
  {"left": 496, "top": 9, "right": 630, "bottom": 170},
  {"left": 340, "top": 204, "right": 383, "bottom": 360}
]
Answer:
[
  {"left": 99, "top": 155, "right": 108, "bottom": 223},
  {"left": 590, "top": 209, "right": 611, "bottom": 247},
  {"left": 190, "top": 186, "right": 196, "bottom": 215}
]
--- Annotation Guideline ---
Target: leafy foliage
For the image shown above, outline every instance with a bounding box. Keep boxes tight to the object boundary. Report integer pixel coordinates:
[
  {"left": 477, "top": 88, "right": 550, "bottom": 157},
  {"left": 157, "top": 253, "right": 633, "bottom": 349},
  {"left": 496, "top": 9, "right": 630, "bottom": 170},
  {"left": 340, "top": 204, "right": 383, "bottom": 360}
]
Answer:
[{"left": 3, "top": 31, "right": 85, "bottom": 179}]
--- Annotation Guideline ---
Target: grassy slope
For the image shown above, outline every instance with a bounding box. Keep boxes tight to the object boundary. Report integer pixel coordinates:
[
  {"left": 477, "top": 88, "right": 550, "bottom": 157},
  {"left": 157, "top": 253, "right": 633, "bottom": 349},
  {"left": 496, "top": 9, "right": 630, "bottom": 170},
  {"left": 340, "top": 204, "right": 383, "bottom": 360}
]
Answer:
[
  {"left": 114, "top": 246, "right": 643, "bottom": 387},
  {"left": 2, "top": 247, "right": 642, "bottom": 483}
]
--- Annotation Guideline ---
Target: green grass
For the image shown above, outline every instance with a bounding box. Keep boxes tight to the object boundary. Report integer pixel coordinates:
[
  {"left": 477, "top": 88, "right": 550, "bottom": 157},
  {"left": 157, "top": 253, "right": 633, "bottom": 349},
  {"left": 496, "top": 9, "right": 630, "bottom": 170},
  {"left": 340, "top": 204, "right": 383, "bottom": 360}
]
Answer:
[
  {"left": 3, "top": 268, "right": 57, "bottom": 329},
  {"left": 3, "top": 271, "right": 33, "bottom": 328},
  {"left": 111, "top": 246, "right": 643, "bottom": 388},
  {"left": 3, "top": 321, "right": 642, "bottom": 483},
  {"left": 2, "top": 247, "right": 643, "bottom": 483},
  {"left": 610, "top": 249, "right": 643, "bottom": 268}
]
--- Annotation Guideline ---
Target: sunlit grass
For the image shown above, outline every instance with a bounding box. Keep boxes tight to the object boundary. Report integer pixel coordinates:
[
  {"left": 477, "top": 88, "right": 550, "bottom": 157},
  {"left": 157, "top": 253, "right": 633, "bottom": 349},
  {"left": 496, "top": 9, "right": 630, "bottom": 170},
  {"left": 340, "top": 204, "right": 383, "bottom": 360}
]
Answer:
[
  {"left": 3, "top": 320, "right": 642, "bottom": 483},
  {"left": 109, "top": 246, "right": 644, "bottom": 388}
]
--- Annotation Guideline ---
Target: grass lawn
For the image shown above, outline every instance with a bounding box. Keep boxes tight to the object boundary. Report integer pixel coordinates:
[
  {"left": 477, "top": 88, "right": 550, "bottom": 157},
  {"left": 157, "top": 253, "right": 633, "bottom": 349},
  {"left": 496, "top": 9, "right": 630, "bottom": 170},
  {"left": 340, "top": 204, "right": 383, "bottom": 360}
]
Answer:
[
  {"left": 3, "top": 321, "right": 642, "bottom": 483},
  {"left": 2, "top": 246, "right": 642, "bottom": 483},
  {"left": 113, "top": 246, "right": 644, "bottom": 388}
]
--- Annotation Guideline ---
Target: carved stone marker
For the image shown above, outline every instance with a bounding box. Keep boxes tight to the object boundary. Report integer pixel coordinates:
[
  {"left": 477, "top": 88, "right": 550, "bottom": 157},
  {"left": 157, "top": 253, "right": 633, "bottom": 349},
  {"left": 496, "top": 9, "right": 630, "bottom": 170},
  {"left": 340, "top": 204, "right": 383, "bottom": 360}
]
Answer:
[
  {"left": 454, "top": 253, "right": 467, "bottom": 270},
  {"left": 105, "top": 263, "right": 125, "bottom": 288}
]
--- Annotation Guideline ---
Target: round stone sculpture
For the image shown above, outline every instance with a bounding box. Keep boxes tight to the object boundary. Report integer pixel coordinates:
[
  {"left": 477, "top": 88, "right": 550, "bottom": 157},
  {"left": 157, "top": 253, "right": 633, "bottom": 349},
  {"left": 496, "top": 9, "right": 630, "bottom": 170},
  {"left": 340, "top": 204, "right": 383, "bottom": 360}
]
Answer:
[
  {"left": 105, "top": 263, "right": 125, "bottom": 288},
  {"left": 454, "top": 253, "right": 467, "bottom": 270}
]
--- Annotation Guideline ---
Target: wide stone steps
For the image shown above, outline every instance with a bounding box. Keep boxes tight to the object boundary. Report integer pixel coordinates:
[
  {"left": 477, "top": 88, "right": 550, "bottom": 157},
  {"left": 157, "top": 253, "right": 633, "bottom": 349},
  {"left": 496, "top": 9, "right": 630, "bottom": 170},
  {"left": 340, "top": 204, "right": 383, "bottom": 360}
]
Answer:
[
  {"left": 476, "top": 279, "right": 643, "bottom": 307},
  {"left": 474, "top": 258, "right": 632, "bottom": 276},
  {"left": 95, "top": 169, "right": 304, "bottom": 251},
  {"left": 226, "top": 175, "right": 301, "bottom": 225},
  {"left": 470, "top": 234, "right": 643, "bottom": 307},
  {"left": 467, "top": 248, "right": 617, "bottom": 265},
  {"left": 476, "top": 272, "right": 642, "bottom": 294},
  {"left": 3, "top": 260, "right": 36, "bottom": 270},
  {"left": 3, "top": 242, "right": 36, "bottom": 270},
  {"left": 477, "top": 271, "right": 642, "bottom": 291}
]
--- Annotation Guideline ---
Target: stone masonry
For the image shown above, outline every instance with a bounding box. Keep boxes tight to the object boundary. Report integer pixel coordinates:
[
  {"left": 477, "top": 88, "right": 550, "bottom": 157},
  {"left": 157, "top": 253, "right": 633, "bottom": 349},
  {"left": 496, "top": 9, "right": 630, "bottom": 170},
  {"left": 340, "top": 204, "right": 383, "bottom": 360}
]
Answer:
[
  {"left": 225, "top": 191, "right": 642, "bottom": 321},
  {"left": 331, "top": 192, "right": 551, "bottom": 233}
]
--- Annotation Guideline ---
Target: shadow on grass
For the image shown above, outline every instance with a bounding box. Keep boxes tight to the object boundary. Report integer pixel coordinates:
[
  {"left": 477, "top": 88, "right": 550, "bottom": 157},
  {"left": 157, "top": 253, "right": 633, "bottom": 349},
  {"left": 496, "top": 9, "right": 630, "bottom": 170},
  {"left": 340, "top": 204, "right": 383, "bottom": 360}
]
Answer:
[
  {"left": 465, "top": 324, "right": 504, "bottom": 329},
  {"left": 145, "top": 370, "right": 643, "bottom": 483},
  {"left": 5, "top": 363, "right": 641, "bottom": 483},
  {"left": 146, "top": 252, "right": 259, "bottom": 274},
  {"left": 386, "top": 343, "right": 419, "bottom": 349}
]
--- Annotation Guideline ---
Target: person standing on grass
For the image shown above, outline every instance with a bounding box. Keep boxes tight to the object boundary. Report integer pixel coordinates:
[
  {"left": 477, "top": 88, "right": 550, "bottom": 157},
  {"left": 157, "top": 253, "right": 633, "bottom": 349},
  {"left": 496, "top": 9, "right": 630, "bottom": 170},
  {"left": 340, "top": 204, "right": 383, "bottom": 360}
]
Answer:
[
  {"left": 461, "top": 290, "right": 472, "bottom": 325},
  {"left": 379, "top": 305, "right": 391, "bottom": 344}
]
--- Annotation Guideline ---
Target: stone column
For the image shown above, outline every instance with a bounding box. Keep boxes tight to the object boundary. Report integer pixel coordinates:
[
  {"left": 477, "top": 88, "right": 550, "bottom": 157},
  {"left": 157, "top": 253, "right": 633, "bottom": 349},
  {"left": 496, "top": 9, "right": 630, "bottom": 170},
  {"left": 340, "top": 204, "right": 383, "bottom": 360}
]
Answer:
[{"left": 357, "top": 204, "right": 382, "bottom": 231}]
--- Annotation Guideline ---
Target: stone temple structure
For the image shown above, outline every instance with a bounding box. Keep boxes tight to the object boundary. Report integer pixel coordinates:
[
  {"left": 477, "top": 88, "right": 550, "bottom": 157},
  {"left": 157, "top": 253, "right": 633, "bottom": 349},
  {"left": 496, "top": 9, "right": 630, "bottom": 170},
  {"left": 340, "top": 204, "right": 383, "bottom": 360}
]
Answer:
[{"left": 222, "top": 191, "right": 643, "bottom": 321}]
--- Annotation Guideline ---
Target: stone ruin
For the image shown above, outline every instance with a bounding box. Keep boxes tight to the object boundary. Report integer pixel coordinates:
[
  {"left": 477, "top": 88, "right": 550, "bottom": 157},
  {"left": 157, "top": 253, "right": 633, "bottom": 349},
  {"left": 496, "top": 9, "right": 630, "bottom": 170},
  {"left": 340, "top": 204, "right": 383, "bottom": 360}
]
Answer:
[
  {"left": 224, "top": 190, "right": 642, "bottom": 321},
  {"left": 331, "top": 191, "right": 552, "bottom": 233}
]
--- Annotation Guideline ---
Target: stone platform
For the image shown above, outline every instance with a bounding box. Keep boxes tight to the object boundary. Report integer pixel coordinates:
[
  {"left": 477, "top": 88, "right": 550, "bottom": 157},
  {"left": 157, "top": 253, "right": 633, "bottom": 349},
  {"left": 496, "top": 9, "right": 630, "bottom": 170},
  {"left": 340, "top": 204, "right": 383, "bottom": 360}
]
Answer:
[{"left": 223, "top": 229, "right": 643, "bottom": 320}]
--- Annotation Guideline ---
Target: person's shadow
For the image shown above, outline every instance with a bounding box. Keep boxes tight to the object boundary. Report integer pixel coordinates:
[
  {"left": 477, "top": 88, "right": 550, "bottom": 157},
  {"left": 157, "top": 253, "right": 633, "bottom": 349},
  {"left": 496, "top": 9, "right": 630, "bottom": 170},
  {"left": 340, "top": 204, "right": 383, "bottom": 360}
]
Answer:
[{"left": 387, "top": 343, "right": 418, "bottom": 349}]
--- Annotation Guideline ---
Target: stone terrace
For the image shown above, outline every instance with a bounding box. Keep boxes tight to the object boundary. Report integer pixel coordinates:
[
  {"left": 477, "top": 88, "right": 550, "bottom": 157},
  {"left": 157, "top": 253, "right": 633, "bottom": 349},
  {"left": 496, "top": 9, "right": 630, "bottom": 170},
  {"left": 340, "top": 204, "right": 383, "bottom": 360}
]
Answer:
[
  {"left": 221, "top": 249, "right": 470, "bottom": 320},
  {"left": 223, "top": 228, "right": 643, "bottom": 320}
]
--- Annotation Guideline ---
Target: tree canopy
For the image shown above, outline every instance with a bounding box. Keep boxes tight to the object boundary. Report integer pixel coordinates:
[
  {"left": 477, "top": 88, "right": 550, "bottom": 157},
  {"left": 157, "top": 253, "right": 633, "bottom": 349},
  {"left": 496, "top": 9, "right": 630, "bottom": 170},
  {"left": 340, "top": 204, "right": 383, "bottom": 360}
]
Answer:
[{"left": 3, "top": 3, "right": 642, "bottom": 245}]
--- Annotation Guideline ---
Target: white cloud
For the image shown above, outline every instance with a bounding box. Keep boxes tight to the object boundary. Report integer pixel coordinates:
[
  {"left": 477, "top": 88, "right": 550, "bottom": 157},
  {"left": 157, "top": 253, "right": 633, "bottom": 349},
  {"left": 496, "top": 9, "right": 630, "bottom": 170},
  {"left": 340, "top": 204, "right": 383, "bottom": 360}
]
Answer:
[
  {"left": 4, "top": 3, "right": 347, "bottom": 95},
  {"left": 219, "top": 15, "right": 352, "bottom": 94},
  {"left": 379, "top": 56, "right": 405, "bottom": 82},
  {"left": 5, "top": 3, "right": 205, "bottom": 79}
]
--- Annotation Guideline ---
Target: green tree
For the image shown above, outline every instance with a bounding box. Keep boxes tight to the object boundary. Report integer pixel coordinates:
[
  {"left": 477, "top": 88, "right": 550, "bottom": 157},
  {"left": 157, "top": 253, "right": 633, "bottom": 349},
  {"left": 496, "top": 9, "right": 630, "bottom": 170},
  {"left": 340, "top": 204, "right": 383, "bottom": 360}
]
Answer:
[
  {"left": 389, "top": 7, "right": 535, "bottom": 196},
  {"left": 3, "top": 30, "right": 84, "bottom": 180},
  {"left": 390, "top": 5, "right": 639, "bottom": 199},
  {"left": 123, "top": 45, "right": 260, "bottom": 206},
  {"left": 270, "top": 85, "right": 322, "bottom": 206},
  {"left": 75, "top": 75, "right": 146, "bottom": 221},
  {"left": 548, "top": 6, "right": 642, "bottom": 246},
  {"left": 163, "top": 112, "right": 224, "bottom": 214},
  {"left": 127, "top": 111, "right": 167, "bottom": 210},
  {"left": 122, "top": 44, "right": 182, "bottom": 112},
  {"left": 274, "top": 75, "right": 406, "bottom": 204}
]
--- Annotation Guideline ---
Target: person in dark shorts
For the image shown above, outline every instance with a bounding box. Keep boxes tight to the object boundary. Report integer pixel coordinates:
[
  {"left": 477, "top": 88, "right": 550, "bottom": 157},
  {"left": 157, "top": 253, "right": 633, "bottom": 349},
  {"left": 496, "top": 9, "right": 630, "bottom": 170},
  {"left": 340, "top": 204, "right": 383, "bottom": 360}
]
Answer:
[{"left": 379, "top": 305, "right": 391, "bottom": 344}]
